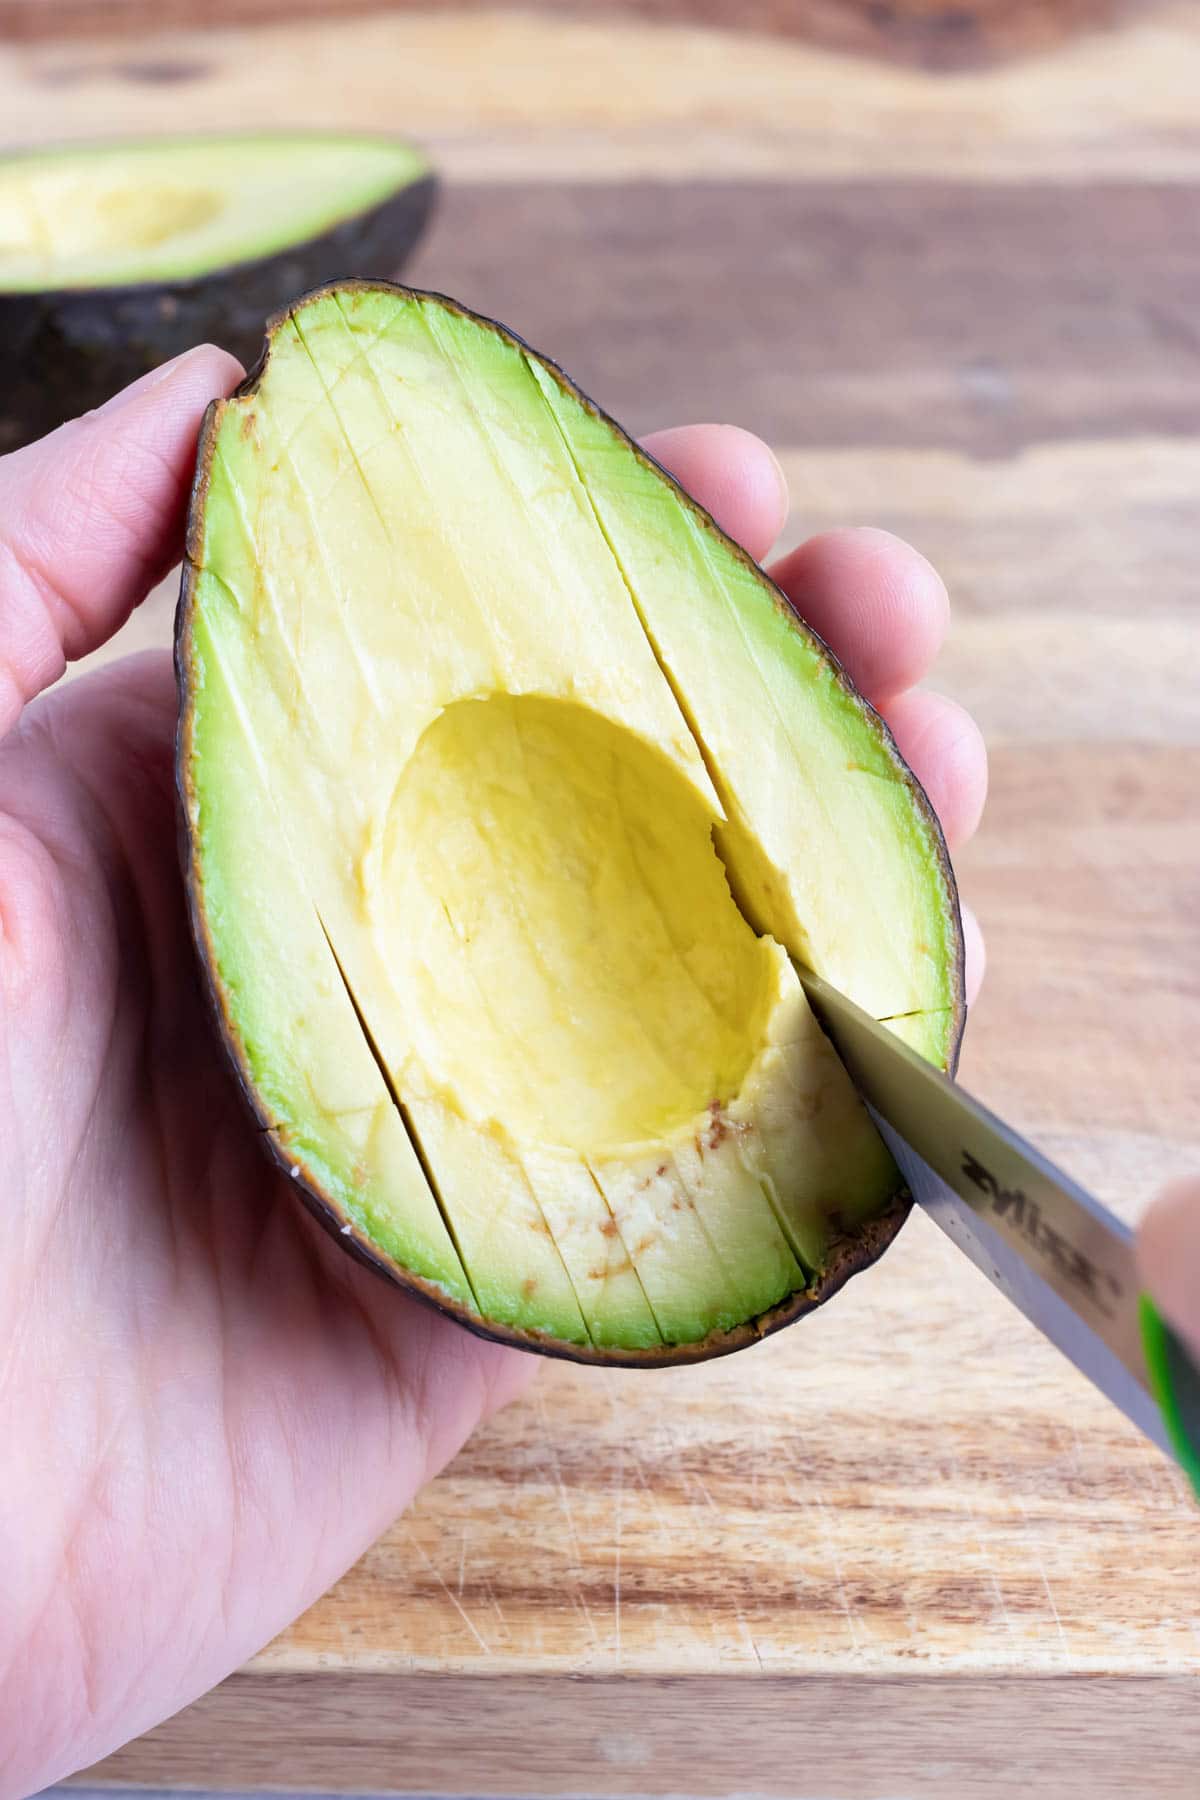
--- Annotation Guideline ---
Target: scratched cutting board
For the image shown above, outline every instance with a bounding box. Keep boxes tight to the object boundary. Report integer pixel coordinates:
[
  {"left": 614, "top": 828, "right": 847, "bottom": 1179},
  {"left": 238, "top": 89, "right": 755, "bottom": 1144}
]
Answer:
[{"left": 3, "top": 5, "right": 1199, "bottom": 1796}]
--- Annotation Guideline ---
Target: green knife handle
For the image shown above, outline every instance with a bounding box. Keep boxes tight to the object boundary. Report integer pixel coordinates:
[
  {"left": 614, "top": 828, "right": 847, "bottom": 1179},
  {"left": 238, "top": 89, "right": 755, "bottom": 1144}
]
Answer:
[{"left": 1140, "top": 1296, "right": 1200, "bottom": 1500}]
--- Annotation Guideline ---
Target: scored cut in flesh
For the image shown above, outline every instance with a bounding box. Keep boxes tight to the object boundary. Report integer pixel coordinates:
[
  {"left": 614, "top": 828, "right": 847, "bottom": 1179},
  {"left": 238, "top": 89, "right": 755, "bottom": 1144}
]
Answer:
[{"left": 178, "top": 281, "right": 964, "bottom": 1365}]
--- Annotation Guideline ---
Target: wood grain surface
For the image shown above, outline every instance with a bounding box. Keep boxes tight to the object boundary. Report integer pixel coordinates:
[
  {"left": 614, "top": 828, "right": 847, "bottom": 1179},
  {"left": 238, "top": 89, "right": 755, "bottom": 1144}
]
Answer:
[
  {"left": 6, "top": 10, "right": 1200, "bottom": 183},
  {"left": 2, "top": 4, "right": 1196, "bottom": 1796},
  {"left": 78, "top": 1673, "right": 1200, "bottom": 1798},
  {"left": 0, "top": 0, "right": 1150, "bottom": 72}
]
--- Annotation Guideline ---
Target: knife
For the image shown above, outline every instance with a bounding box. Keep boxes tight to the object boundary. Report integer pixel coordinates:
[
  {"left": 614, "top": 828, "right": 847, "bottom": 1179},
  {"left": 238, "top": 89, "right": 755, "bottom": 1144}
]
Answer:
[{"left": 794, "top": 962, "right": 1200, "bottom": 1497}]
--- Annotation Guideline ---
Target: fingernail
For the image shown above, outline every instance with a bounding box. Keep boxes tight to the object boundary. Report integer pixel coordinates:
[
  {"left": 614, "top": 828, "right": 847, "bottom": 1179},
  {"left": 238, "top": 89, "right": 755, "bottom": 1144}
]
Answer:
[
  {"left": 764, "top": 441, "right": 789, "bottom": 513},
  {"left": 1138, "top": 1178, "right": 1200, "bottom": 1360},
  {"left": 94, "top": 348, "right": 202, "bottom": 418}
]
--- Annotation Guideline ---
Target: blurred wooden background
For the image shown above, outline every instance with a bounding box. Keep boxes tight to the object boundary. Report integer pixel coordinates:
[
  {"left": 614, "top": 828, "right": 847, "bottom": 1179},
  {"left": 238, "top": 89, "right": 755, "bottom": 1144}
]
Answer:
[
  {"left": 1, "top": 1, "right": 1198, "bottom": 1796},
  {"left": 0, "top": 0, "right": 1151, "bottom": 69}
]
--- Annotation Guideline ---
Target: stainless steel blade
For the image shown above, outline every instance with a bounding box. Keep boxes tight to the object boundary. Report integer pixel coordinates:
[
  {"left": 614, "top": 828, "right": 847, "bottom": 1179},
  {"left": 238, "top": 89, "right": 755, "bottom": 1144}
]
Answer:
[
  {"left": 794, "top": 963, "right": 1176, "bottom": 1454},
  {"left": 869, "top": 1109, "right": 1172, "bottom": 1457}
]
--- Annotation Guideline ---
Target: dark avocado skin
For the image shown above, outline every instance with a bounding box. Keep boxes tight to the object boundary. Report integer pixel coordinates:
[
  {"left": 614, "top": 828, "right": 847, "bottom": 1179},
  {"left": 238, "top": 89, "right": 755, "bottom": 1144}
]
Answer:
[
  {"left": 176, "top": 278, "right": 966, "bottom": 1369},
  {"left": 0, "top": 175, "right": 435, "bottom": 453}
]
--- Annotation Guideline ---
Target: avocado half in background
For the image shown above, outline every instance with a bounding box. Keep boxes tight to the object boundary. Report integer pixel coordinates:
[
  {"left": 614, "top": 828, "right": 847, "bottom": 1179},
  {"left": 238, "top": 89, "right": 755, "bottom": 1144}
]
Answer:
[
  {"left": 0, "top": 134, "right": 435, "bottom": 450},
  {"left": 178, "top": 281, "right": 965, "bottom": 1366}
]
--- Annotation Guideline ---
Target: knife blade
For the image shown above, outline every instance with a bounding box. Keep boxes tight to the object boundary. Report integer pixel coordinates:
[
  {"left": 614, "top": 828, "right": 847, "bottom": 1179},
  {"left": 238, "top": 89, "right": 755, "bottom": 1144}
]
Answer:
[{"left": 794, "top": 961, "right": 1200, "bottom": 1489}]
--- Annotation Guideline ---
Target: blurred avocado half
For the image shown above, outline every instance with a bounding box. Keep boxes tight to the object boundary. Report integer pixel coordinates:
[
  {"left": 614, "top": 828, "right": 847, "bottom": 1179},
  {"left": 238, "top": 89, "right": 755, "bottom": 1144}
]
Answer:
[{"left": 0, "top": 133, "right": 435, "bottom": 449}]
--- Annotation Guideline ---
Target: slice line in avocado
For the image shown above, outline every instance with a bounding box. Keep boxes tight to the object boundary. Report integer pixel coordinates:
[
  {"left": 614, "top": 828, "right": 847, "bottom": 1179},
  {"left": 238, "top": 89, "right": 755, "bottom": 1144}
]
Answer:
[
  {"left": 514, "top": 351, "right": 833, "bottom": 1279},
  {"left": 530, "top": 352, "right": 907, "bottom": 1008},
  {"left": 182, "top": 609, "right": 477, "bottom": 1310},
  {"left": 314, "top": 910, "right": 484, "bottom": 1320},
  {"left": 579, "top": 1159, "right": 667, "bottom": 1343}
]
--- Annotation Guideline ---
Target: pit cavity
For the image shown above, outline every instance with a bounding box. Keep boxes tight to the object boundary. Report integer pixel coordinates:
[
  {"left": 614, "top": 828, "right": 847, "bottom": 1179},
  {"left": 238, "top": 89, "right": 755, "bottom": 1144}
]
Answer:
[
  {"left": 0, "top": 180, "right": 221, "bottom": 271},
  {"left": 382, "top": 694, "right": 777, "bottom": 1154}
]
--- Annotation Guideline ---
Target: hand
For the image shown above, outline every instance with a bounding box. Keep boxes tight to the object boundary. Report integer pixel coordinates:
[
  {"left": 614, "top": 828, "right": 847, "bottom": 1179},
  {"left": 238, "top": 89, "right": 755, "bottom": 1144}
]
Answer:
[
  {"left": 0, "top": 355, "right": 987, "bottom": 1796},
  {"left": 1139, "top": 1185, "right": 1200, "bottom": 1365}
]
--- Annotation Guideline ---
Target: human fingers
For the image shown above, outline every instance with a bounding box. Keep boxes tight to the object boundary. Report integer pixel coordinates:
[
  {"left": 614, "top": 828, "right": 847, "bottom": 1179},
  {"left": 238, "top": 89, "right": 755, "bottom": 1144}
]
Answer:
[
  {"left": 1138, "top": 1179, "right": 1200, "bottom": 1363},
  {"left": 881, "top": 688, "right": 989, "bottom": 853},
  {"left": 643, "top": 423, "right": 789, "bottom": 564},
  {"left": 961, "top": 902, "right": 986, "bottom": 1008},
  {"left": 768, "top": 526, "right": 950, "bottom": 707},
  {"left": 0, "top": 344, "right": 242, "bottom": 739}
]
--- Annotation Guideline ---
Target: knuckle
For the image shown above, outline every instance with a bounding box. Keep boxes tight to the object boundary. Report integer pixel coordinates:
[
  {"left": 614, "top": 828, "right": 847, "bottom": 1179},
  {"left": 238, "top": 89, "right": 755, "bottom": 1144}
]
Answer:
[{"left": 0, "top": 536, "right": 68, "bottom": 730}]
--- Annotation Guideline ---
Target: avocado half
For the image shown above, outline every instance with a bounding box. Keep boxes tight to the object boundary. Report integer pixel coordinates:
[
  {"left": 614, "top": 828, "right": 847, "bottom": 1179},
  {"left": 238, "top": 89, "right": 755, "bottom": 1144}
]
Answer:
[
  {"left": 0, "top": 134, "right": 435, "bottom": 450},
  {"left": 177, "top": 281, "right": 965, "bottom": 1366}
]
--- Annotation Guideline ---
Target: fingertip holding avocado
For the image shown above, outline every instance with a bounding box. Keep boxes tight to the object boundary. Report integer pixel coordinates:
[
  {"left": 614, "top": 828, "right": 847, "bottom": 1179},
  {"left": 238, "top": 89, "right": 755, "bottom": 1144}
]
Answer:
[
  {"left": 0, "top": 134, "right": 435, "bottom": 450},
  {"left": 177, "top": 281, "right": 964, "bottom": 1364}
]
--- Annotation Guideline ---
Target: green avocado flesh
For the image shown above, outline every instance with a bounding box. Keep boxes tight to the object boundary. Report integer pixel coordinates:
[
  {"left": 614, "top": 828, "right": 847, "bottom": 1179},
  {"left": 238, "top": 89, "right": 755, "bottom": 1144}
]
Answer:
[
  {"left": 0, "top": 135, "right": 427, "bottom": 291},
  {"left": 180, "top": 282, "right": 962, "bottom": 1360}
]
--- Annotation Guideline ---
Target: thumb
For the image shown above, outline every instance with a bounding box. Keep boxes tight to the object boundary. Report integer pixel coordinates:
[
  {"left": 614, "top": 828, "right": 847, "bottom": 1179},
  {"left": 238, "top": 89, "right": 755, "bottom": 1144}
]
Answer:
[
  {"left": 0, "top": 344, "right": 243, "bottom": 739},
  {"left": 1138, "top": 1179, "right": 1200, "bottom": 1361}
]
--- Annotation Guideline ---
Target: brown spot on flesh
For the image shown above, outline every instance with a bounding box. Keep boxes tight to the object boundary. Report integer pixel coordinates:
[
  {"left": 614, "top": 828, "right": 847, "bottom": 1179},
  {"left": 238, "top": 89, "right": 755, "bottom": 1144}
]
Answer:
[
  {"left": 794, "top": 1081, "right": 831, "bottom": 1123},
  {"left": 522, "top": 1276, "right": 538, "bottom": 1299},
  {"left": 701, "top": 1099, "right": 751, "bottom": 1154},
  {"left": 600, "top": 1217, "right": 619, "bottom": 1238}
]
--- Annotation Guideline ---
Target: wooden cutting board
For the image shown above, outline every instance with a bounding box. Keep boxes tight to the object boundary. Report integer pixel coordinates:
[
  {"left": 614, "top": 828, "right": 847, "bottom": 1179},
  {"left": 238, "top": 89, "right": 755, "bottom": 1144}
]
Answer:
[{"left": 4, "top": 5, "right": 1199, "bottom": 1795}]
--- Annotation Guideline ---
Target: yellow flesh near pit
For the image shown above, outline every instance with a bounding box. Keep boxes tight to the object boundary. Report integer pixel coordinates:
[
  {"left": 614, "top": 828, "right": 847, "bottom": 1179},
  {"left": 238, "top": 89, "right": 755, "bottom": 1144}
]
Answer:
[
  {"left": 185, "top": 286, "right": 959, "bottom": 1352},
  {"left": 0, "top": 136, "right": 425, "bottom": 291}
]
